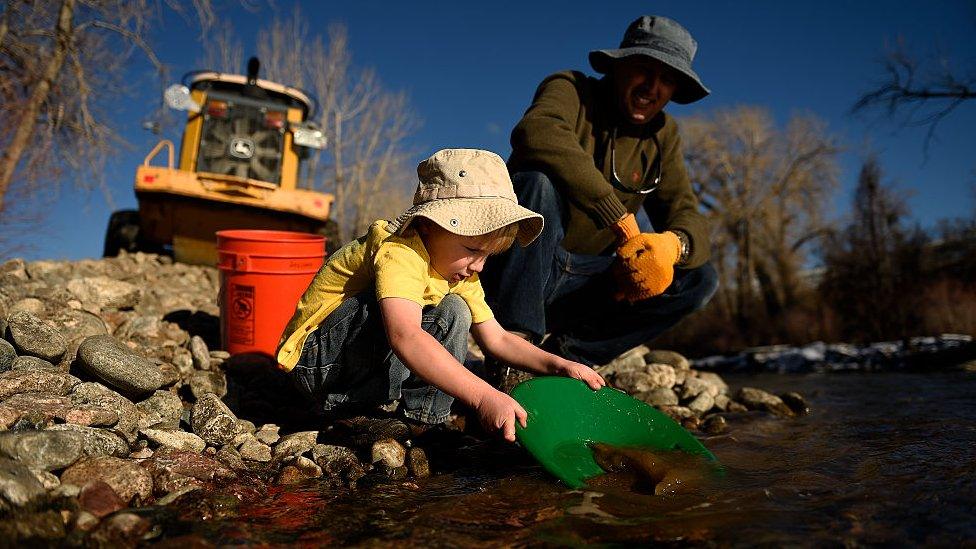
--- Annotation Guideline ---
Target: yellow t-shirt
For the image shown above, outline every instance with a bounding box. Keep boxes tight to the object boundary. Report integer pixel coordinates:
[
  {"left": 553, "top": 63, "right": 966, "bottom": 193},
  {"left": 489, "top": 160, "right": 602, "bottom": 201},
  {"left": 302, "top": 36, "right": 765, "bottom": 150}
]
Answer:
[{"left": 275, "top": 219, "right": 494, "bottom": 371}]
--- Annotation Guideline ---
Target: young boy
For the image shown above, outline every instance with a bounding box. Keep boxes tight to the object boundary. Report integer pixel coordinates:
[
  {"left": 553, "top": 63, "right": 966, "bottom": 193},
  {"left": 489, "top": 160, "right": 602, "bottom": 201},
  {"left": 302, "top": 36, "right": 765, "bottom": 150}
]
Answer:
[{"left": 276, "top": 148, "right": 605, "bottom": 441}]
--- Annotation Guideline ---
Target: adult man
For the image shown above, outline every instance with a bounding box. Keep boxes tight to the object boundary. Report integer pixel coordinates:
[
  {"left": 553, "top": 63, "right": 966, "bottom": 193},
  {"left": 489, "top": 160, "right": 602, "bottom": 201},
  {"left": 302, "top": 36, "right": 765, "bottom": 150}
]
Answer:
[{"left": 481, "top": 15, "right": 718, "bottom": 369}]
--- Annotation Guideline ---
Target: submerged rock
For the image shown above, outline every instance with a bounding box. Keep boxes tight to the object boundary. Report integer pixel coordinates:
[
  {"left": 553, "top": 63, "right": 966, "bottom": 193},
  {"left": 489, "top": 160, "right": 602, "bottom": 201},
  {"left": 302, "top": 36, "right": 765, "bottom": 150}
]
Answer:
[{"left": 736, "top": 387, "right": 795, "bottom": 418}]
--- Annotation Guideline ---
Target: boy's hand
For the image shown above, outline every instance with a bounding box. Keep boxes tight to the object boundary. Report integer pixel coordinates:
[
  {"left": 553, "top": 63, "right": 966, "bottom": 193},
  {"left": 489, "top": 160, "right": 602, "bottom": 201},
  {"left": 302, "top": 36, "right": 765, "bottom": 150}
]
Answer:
[
  {"left": 555, "top": 359, "right": 606, "bottom": 390},
  {"left": 474, "top": 389, "right": 528, "bottom": 442}
]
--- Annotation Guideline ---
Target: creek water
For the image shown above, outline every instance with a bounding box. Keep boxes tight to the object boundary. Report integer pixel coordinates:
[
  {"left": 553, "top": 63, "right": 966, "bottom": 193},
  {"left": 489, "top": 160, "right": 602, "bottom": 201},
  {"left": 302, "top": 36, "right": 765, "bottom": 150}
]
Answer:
[{"left": 153, "top": 371, "right": 976, "bottom": 546}]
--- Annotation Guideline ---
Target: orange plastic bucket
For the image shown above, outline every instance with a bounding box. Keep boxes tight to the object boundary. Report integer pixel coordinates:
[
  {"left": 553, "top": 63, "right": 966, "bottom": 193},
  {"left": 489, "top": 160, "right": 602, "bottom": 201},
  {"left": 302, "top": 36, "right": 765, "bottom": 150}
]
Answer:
[{"left": 216, "top": 230, "right": 325, "bottom": 359}]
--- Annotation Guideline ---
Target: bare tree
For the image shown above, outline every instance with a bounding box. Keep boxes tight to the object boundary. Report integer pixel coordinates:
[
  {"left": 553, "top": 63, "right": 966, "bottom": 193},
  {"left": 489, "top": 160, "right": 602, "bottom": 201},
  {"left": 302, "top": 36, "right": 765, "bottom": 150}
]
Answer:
[
  {"left": 681, "top": 106, "right": 840, "bottom": 336},
  {"left": 234, "top": 10, "right": 420, "bottom": 241},
  {"left": 0, "top": 0, "right": 216, "bottom": 223},
  {"left": 853, "top": 38, "right": 976, "bottom": 152}
]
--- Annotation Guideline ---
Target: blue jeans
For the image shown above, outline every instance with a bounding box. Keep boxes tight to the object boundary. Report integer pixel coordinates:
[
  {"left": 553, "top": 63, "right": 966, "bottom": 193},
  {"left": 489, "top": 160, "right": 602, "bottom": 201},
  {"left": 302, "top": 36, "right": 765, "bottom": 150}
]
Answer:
[
  {"left": 480, "top": 171, "right": 719, "bottom": 366},
  {"left": 291, "top": 292, "right": 472, "bottom": 424}
]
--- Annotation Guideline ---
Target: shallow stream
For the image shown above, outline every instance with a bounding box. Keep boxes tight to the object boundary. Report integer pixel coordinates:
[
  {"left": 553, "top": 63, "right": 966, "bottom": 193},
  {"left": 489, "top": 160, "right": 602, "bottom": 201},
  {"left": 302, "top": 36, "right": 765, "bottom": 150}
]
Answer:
[{"left": 153, "top": 371, "right": 976, "bottom": 546}]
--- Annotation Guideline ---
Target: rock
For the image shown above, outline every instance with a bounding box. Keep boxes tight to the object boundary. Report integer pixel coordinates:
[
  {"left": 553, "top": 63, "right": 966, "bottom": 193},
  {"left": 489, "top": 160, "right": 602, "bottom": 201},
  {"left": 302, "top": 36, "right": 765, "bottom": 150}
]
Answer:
[
  {"left": 727, "top": 400, "right": 749, "bottom": 413},
  {"left": 687, "top": 392, "right": 715, "bottom": 415},
  {"left": 0, "top": 509, "right": 66, "bottom": 541},
  {"left": 0, "top": 339, "right": 16, "bottom": 372},
  {"left": 215, "top": 446, "right": 247, "bottom": 472},
  {"left": 0, "top": 430, "right": 85, "bottom": 471},
  {"left": 69, "top": 382, "right": 140, "bottom": 443},
  {"left": 50, "top": 308, "right": 108, "bottom": 344},
  {"left": 637, "top": 387, "right": 679, "bottom": 407},
  {"left": 11, "top": 355, "right": 60, "bottom": 372},
  {"left": 171, "top": 347, "right": 194, "bottom": 378},
  {"left": 371, "top": 438, "right": 406, "bottom": 468},
  {"left": 696, "top": 371, "right": 729, "bottom": 395},
  {"left": 60, "top": 456, "right": 153, "bottom": 504},
  {"left": 30, "top": 469, "right": 60, "bottom": 490},
  {"left": 76, "top": 335, "right": 165, "bottom": 399},
  {"left": 87, "top": 511, "right": 153, "bottom": 546},
  {"left": 155, "top": 484, "right": 201, "bottom": 506},
  {"left": 238, "top": 436, "right": 272, "bottom": 462},
  {"left": 237, "top": 419, "right": 256, "bottom": 434},
  {"left": 613, "top": 363, "right": 675, "bottom": 392},
  {"left": 136, "top": 390, "right": 184, "bottom": 430},
  {"left": 736, "top": 387, "right": 796, "bottom": 417},
  {"left": 5, "top": 311, "right": 67, "bottom": 363},
  {"left": 779, "top": 392, "right": 810, "bottom": 415},
  {"left": 0, "top": 369, "right": 80, "bottom": 399},
  {"left": 644, "top": 350, "right": 690, "bottom": 370},
  {"left": 702, "top": 415, "right": 728, "bottom": 435},
  {"left": 290, "top": 455, "right": 322, "bottom": 478},
  {"left": 78, "top": 480, "right": 125, "bottom": 518},
  {"left": 10, "top": 297, "right": 46, "bottom": 315},
  {"left": 276, "top": 465, "right": 307, "bottom": 485},
  {"left": 0, "top": 405, "right": 21, "bottom": 429},
  {"left": 73, "top": 510, "right": 100, "bottom": 532},
  {"left": 1, "top": 393, "right": 72, "bottom": 423},
  {"left": 0, "top": 258, "right": 28, "bottom": 280},
  {"left": 158, "top": 363, "right": 180, "bottom": 387},
  {"left": 190, "top": 393, "right": 240, "bottom": 446},
  {"left": 679, "top": 376, "right": 710, "bottom": 401},
  {"left": 273, "top": 431, "right": 318, "bottom": 459},
  {"left": 0, "top": 457, "right": 46, "bottom": 509},
  {"left": 188, "top": 370, "right": 227, "bottom": 399},
  {"left": 681, "top": 416, "right": 701, "bottom": 431},
  {"left": 143, "top": 447, "right": 236, "bottom": 484},
  {"left": 659, "top": 405, "right": 694, "bottom": 422},
  {"left": 597, "top": 344, "right": 650, "bottom": 377},
  {"left": 46, "top": 425, "right": 130, "bottom": 458},
  {"left": 312, "top": 444, "right": 361, "bottom": 479},
  {"left": 407, "top": 447, "right": 430, "bottom": 478},
  {"left": 254, "top": 424, "right": 280, "bottom": 445},
  {"left": 189, "top": 336, "right": 211, "bottom": 370},
  {"left": 66, "top": 276, "right": 141, "bottom": 310},
  {"left": 210, "top": 350, "right": 230, "bottom": 360},
  {"left": 141, "top": 429, "right": 206, "bottom": 453},
  {"left": 713, "top": 394, "right": 731, "bottom": 411}
]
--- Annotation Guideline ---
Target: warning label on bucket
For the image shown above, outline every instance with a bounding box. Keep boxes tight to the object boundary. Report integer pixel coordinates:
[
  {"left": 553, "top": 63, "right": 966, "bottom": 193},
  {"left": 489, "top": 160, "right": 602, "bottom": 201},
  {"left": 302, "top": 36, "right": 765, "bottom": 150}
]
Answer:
[{"left": 229, "top": 284, "right": 255, "bottom": 345}]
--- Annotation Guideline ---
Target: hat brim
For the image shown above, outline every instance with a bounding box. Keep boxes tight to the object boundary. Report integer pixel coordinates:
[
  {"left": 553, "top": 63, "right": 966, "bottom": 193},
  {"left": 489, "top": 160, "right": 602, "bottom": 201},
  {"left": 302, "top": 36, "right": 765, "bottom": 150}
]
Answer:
[
  {"left": 588, "top": 47, "right": 710, "bottom": 104},
  {"left": 387, "top": 197, "right": 544, "bottom": 247}
]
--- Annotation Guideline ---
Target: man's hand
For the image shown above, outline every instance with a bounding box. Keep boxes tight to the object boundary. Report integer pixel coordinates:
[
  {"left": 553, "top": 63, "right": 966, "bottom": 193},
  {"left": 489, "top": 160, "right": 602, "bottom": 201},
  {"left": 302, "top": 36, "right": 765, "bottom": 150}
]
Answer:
[
  {"left": 474, "top": 389, "right": 528, "bottom": 442},
  {"left": 554, "top": 359, "right": 606, "bottom": 390},
  {"left": 610, "top": 214, "right": 681, "bottom": 302}
]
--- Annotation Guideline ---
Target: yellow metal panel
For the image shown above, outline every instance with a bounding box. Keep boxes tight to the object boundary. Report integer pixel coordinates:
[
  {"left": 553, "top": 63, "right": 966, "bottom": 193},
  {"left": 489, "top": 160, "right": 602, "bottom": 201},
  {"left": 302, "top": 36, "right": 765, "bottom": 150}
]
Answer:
[
  {"left": 179, "top": 90, "right": 208, "bottom": 171},
  {"left": 279, "top": 106, "right": 304, "bottom": 191}
]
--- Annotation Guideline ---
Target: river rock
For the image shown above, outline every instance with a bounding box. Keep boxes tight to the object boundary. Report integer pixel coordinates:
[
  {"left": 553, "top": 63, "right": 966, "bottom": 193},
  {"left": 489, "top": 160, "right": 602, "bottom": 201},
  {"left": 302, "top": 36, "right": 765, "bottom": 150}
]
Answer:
[
  {"left": 614, "top": 363, "right": 675, "bottom": 392},
  {"left": 60, "top": 456, "right": 153, "bottom": 504},
  {"left": 87, "top": 511, "right": 153, "bottom": 546},
  {"left": 714, "top": 394, "right": 731, "bottom": 411},
  {"left": 254, "top": 424, "right": 280, "bottom": 445},
  {"left": 136, "top": 390, "right": 183, "bottom": 430},
  {"left": 171, "top": 347, "right": 194, "bottom": 379},
  {"left": 140, "top": 429, "right": 206, "bottom": 453},
  {"left": 779, "top": 392, "right": 810, "bottom": 415},
  {"left": 189, "top": 336, "right": 210, "bottom": 370},
  {"left": 10, "top": 297, "right": 45, "bottom": 316},
  {"left": 407, "top": 447, "right": 430, "bottom": 478},
  {"left": 702, "top": 415, "right": 728, "bottom": 434},
  {"left": 313, "top": 444, "right": 361, "bottom": 477},
  {"left": 736, "top": 387, "right": 796, "bottom": 417},
  {"left": 0, "top": 404, "right": 22, "bottom": 428},
  {"left": 238, "top": 435, "right": 272, "bottom": 462},
  {"left": 1, "top": 393, "right": 72, "bottom": 423},
  {"left": 597, "top": 344, "right": 650, "bottom": 377},
  {"left": 273, "top": 431, "right": 318, "bottom": 459},
  {"left": 5, "top": 311, "right": 67, "bottom": 363},
  {"left": 66, "top": 276, "right": 141, "bottom": 310},
  {"left": 638, "top": 387, "right": 679, "bottom": 407},
  {"left": 50, "top": 308, "right": 108, "bottom": 344},
  {"left": 371, "top": 438, "right": 406, "bottom": 468},
  {"left": 69, "top": 382, "right": 139, "bottom": 443},
  {"left": 78, "top": 480, "right": 125, "bottom": 518},
  {"left": 0, "top": 430, "right": 85, "bottom": 471},
  {"left": 190, "top": 393, "right": 240, "bottom": 446},
  {"left": 46, "top": 425, "right": 130, "bottom": 458},
  {"left": 0, "top": 370, "right": 80, "bottom": 400},
  {"left": 11, "top": 355, "right": 60, "bottom": 372},
  {"left": 659, "top": 405, "right": 694, "bottom": 421},
  {"left": 697, "top": 371, "right": 729, "bottom": 395},
  {"left": 687, "top": 392, "right": 715, "bottom": 415},
  {"left": 143, "top": 447, "right": 236, "bottom": 484},
  {"left": 644, "top": 350, "right": 690, "bottom": 370},
  {"left": 215, "top": 446, "right": 247, "bottom": 472},
  {"left": 76, "top": 335, "right": 165, "bottom": 399},
  {"left": 188, "top": 370, "right": 227, "bottom": 399},
  {"left": 0, "top": 339, "right": 16, "bottom": 372},
  {"left": 0, "top": 457, "right": 46, "bottom": 510}
]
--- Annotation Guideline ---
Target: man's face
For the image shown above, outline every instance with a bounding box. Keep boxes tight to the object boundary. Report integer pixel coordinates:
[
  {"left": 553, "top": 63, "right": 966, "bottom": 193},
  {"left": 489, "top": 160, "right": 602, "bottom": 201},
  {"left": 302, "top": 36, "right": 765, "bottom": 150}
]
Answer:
[{"left": 612, "top": 57, "right": 678, "bottom": 125}]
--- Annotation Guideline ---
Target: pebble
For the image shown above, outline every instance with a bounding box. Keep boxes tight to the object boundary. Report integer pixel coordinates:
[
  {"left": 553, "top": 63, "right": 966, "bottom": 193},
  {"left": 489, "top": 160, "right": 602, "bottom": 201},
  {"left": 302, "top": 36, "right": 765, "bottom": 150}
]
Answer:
[
  {"left": 60, "top": 455, "right": 154, "bottom": 504},
  {"left": 407, "top": 447, "right": 430, "bottom": 478},
  {"left": 702, "top": 415, "right": 728, "bottom": 434},
  {"left": 5, "top": 311, "right": 67, "bottom": 363},
  {"left": 371, "top": 438, "right": 406, "bottom": 468},
  {"left": 0, "top": 430, "right": 85, "bottom": 471},
  {"left": 190, "top": 393, "right": 240, "bottom": 446},
  {"left": 0, "top": 339, "right": 16, "bottom": 372},
  {"left": 189, "top": 336, "right": 211, "bottom": 370},
  {"left": 76, "top": 335, "right": 165, "bottom": 399},
  {"left": 141, "top": 429, "right": 207, "bottom": 453}
]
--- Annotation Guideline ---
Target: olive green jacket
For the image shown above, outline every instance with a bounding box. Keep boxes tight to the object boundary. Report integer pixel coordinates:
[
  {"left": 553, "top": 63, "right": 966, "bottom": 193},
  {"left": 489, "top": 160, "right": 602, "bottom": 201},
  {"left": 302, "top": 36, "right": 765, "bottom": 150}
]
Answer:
[{"left": 508, "top": 70, "right": 710, "bottom": 268}]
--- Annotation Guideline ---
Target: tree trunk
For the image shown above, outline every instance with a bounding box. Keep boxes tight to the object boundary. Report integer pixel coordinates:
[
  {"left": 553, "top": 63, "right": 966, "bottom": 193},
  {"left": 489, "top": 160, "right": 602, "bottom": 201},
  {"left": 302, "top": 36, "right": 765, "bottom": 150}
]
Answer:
[{"left": 0, "top": 0, "right": 75, "bottom": 213}]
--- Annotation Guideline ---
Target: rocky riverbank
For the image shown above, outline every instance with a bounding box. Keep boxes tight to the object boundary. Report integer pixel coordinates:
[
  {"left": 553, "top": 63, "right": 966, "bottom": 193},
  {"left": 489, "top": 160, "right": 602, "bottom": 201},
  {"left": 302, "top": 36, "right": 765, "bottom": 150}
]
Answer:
[{"left": 0, "top": 253, "right": 802, "bottom": 545}]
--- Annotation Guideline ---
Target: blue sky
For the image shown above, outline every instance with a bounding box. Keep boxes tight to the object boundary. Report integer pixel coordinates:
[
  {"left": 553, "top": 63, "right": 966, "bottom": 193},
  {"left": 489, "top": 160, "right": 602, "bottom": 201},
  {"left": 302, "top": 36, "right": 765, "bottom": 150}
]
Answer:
[{"left": 11, "top": 0, "right": 976, "bottom": 260}]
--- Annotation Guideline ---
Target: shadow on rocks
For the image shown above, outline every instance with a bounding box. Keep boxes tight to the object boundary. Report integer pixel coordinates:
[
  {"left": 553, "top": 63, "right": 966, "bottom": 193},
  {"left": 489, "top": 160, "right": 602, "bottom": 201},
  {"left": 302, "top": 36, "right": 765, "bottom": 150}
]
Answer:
[
  {"left": 162, "top": 310, "right": 220, "bottom": 352},
  {"left": 221, "top": 354, "right": 322, "bottom": 433}
]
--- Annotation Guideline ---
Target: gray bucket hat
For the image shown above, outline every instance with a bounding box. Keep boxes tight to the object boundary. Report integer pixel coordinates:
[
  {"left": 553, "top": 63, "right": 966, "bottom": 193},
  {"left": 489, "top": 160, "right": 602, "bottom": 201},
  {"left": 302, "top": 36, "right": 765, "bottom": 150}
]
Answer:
[
  {"left": 589, "top": 15, "right": 710, "bottom": 105},
  {"left": 388, "top": 149, "right": 544, "bottom": 247}
]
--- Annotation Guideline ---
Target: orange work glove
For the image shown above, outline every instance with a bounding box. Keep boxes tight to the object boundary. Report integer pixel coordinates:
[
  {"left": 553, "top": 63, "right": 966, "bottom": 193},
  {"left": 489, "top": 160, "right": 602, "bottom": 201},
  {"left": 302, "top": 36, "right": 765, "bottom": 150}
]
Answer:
[{"left": 610, "top": 214, "right": 681, "bottom": 303}]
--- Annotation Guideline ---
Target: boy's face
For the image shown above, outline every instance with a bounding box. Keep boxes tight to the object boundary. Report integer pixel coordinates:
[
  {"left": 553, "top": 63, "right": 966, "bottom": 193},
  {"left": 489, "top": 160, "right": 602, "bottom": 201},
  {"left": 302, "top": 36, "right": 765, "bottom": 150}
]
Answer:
[
  {"left": 421, "top": 225, "right": 492, "bottom": 283},
  {"left": 612, "top": 57, "right": 677, "bottom": 125}
]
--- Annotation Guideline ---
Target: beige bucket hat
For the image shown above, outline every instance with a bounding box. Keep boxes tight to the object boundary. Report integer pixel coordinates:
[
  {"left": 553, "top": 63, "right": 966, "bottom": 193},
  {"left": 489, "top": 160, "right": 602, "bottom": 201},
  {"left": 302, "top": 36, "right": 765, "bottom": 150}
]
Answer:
[{"left": 388, "top": 149, "right": 544, "bottom": 247}]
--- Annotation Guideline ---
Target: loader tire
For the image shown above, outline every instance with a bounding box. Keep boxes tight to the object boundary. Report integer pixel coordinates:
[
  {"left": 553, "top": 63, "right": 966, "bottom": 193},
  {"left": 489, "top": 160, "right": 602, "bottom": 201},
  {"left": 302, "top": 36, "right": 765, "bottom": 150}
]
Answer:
[{"left": 103, "top": 209, "right": 141, "bottom": 257}]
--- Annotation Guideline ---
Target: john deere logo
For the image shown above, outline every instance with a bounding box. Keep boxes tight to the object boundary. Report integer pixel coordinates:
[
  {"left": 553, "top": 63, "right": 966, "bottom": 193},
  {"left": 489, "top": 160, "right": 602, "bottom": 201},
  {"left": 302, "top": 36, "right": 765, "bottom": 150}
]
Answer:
[{"left": 230, "top": 138, "right": 255, "bottom": 159}]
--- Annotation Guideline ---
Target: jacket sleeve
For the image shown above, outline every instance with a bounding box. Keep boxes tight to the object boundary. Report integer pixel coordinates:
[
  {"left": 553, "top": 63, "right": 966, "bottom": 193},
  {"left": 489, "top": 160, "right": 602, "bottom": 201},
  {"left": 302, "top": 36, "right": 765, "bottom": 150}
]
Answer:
[
  {"left": 509, "top": 72, "right": 628, "bottom": 228},
  {"left": 642, "top": 117, "right": 711, "bottom": 268}
]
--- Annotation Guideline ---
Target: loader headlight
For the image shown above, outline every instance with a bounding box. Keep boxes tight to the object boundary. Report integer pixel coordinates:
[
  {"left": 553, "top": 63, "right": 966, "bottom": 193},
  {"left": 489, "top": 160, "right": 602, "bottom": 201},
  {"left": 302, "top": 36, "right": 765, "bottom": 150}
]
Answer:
[{"left": 292, "top": 123, "right": 327, "bottom": 150}]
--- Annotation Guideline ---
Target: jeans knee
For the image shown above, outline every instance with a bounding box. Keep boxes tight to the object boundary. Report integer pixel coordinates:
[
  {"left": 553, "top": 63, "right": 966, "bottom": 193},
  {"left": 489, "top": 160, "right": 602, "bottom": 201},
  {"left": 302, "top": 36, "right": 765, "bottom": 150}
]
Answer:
[
  {"left": 688, "top": 263, "right": 719, "bottom": 311},
  {"left": 512, "top": 171, "right": 559, "bottom": 214},
  {"left": 430, "top": 294, "right": 472, "bottom": 335}
]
